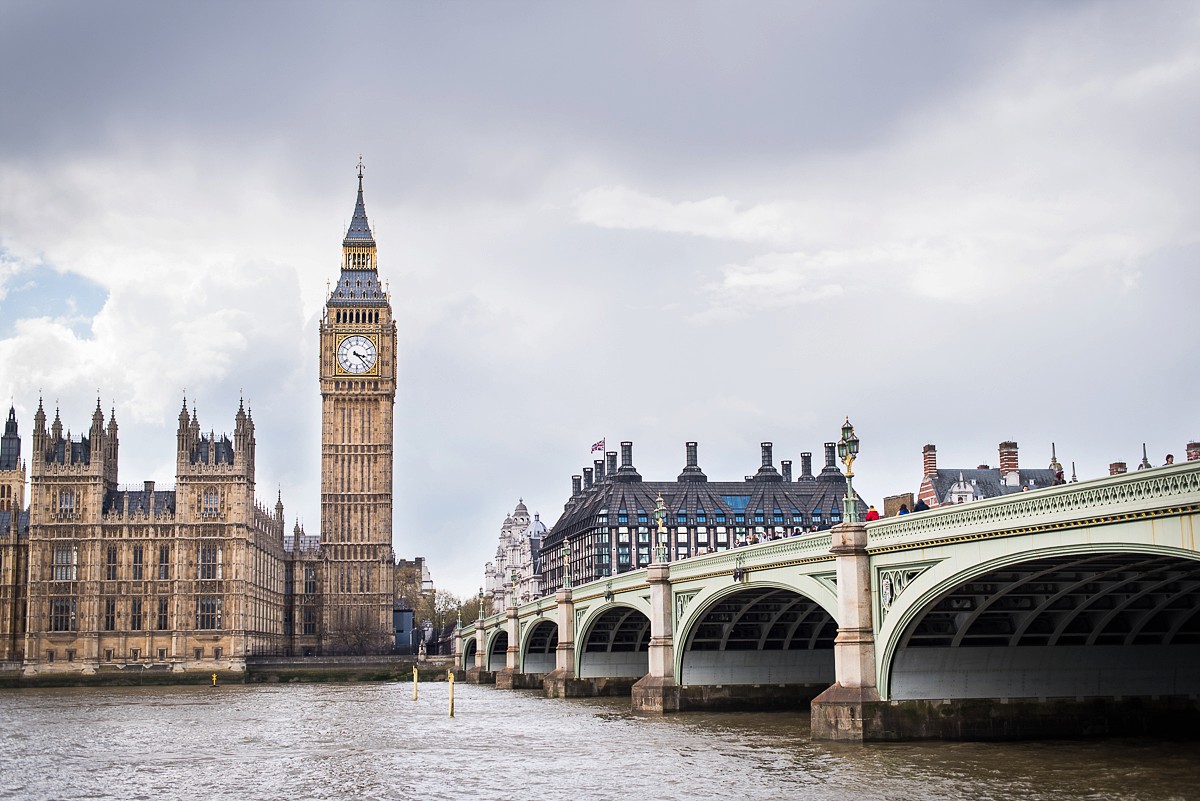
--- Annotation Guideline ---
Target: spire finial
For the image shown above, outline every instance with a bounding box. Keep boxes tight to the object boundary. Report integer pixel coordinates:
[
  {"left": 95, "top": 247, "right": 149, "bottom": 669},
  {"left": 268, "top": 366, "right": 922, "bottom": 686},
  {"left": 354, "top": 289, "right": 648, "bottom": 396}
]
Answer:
[{"left": 357, "top": 154, "right": 365, "bottom": 184}]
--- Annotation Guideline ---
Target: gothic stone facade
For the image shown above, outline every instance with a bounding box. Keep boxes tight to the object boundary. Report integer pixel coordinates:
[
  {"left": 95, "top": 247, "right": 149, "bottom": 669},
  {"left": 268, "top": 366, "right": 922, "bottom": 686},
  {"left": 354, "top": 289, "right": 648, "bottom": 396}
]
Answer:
[{"left": 11, "top": 398, "right": 305, "bottom": 673}]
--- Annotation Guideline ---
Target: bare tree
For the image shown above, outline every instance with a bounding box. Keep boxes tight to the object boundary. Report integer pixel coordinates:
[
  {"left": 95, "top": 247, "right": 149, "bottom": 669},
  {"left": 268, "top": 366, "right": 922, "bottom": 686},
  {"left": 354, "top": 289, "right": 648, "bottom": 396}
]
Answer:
[{"left": 327, "top": 606, "right": 392, "bottom": 656}]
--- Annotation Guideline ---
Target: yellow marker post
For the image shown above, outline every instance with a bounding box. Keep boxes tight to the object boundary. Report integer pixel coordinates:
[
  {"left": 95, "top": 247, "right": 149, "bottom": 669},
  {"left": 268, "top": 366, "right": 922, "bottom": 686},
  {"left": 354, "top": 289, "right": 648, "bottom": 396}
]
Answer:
[
  {"left": 448, "top": 671, "right": 455, "bottom": 718},
  {"left": 211, "top": 673, "right": 217, "bottom": 687},
  {"left": 412, "top": 665, "right": 418, "bottom": 701}
]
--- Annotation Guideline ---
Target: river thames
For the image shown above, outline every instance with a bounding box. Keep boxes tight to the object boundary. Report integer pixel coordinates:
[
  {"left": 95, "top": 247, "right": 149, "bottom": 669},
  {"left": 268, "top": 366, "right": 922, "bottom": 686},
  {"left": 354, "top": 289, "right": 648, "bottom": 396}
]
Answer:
[{"left": 2, "top": 682, "right": 1198, "bottom": 801}]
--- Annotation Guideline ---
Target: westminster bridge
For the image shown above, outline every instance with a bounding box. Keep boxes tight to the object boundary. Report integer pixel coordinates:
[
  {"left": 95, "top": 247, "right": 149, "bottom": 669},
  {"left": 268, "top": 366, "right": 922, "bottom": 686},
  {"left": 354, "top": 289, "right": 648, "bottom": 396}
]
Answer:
[{"left": 457, "top": 460, "right": 1200, "bottom": 740}]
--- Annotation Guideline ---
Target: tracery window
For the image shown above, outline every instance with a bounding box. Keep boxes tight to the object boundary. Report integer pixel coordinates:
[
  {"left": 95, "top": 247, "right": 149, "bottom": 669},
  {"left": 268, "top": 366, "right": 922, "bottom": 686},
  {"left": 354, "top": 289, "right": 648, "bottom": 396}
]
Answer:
[
  {"left": 106, "top": 545, "right": 118, "bottom": 580},
  {"left": 201, "top": 487, "right": 219, "bottom": 518},
  {"left": 58, "top": 489, "right": 75, "bottom": 516},
  {"left": 52, "top": 544, "right": 77, "bottom": 581},
  {"left": 199, "top": 544, "right": 220, "bottom": 580},
  {"left": 196, "top": 596, "right": 222, "bottom": 630},
  {"left": 49, "top": 598, "right": 76, "bottom": 631}
]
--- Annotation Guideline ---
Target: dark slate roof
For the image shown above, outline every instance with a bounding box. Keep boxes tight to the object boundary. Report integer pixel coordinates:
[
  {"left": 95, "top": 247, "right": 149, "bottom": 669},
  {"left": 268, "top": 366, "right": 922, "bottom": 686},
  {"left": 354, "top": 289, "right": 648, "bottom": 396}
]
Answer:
[
  {"left": 47, "top": 436, "right": 90, "bottom": 465},
  {"left": 0, "top": 509, "right": 29, "bottom": 536},
  {"left": 343, "top": 175, "right": 375, "bottom": 246},
  {"left": 189, "top": 435, "right": 234, "bottom": 465},
  {"left": 328, "top": 269, "right": 389, "bottom": 307},
  {"left": 928, "top": 468, "right": 1059, "bottom": 503},
  {"left": 544, "top": 473, "right": 854, "bottom": 549},
  {"left": 103, "top": 489, "right": 177, "bottom": 517}
]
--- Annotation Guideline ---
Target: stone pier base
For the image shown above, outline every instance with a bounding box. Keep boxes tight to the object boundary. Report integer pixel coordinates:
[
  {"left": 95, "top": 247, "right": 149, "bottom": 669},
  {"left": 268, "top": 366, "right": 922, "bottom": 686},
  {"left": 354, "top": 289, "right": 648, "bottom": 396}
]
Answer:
[
  {"left": 495, "top": 670, "right": 546, "bottom": 690},
  {"left": 463, "top": 668, "right": 496, "bottom": 685},
  {"left": 814, "top": 692, "right": 1200, "bottom": 741},
  {"left": 631, "top": 675, "right": 681, "bottom": 714},
  {"left": 544, "top": 671, "right": 638, "bottom": 698},
  {"left": 677, "top": 682, "right": 828, "bottom": 711}
]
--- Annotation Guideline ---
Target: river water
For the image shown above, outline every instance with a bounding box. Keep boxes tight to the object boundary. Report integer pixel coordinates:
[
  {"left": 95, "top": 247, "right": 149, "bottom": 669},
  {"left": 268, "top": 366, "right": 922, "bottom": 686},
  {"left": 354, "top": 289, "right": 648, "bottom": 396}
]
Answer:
[{"left": 1, "top": 683, "right": 1198, "bottom": 801}]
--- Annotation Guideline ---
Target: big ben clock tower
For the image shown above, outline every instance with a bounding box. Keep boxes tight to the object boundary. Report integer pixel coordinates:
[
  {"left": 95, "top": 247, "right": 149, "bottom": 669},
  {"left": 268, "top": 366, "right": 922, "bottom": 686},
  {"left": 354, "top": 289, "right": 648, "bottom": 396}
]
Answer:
[{"left": 319, "top": 159, "right": 396, "bottom": 652}]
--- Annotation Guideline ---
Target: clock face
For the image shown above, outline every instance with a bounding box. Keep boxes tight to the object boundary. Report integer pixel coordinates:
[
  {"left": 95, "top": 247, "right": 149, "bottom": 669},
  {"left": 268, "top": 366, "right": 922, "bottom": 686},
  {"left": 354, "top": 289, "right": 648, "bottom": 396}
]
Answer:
[{"left": 336, "top": 335, "right": 378, "bottom": 374}]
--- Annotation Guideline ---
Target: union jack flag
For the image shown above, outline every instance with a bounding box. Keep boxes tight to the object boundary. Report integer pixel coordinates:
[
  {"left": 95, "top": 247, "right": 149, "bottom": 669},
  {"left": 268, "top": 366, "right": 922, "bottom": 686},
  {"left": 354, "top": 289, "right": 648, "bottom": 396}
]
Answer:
[{"left": 591, "top": 438, "right": 605, "bottom": 453}]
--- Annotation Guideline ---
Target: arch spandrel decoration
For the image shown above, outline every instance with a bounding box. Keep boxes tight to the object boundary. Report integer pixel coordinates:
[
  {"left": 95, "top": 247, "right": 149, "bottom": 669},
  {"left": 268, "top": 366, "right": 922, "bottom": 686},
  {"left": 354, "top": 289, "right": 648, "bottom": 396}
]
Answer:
[{"left": 876, "top": 560, "right": 940, "bottom": 625}]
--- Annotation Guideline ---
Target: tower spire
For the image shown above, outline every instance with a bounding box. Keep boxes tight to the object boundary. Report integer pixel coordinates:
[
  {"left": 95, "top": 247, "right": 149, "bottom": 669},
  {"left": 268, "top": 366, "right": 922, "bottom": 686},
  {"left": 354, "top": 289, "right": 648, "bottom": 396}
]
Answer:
[{"left": 343, "top": 157, "right": 375, "bottom": 248}]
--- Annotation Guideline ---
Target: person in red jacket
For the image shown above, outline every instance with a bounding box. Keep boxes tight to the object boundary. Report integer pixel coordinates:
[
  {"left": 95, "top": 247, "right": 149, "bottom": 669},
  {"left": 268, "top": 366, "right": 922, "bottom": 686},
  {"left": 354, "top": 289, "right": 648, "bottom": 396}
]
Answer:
[{"left": 864, "top": 506, "right": 880, "bottom": 521}]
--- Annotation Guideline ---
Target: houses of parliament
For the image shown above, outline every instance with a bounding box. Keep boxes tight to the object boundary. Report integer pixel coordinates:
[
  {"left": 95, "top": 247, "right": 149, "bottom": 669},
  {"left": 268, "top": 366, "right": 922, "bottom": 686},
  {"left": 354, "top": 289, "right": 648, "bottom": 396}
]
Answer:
[{"left": 0, "top": 164, "right": 399, "bottom": 673}]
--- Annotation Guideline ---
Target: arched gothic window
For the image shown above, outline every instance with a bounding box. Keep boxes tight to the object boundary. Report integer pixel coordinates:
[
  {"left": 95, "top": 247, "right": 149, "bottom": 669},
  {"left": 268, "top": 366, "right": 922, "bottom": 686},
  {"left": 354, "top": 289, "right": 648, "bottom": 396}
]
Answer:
[
  {"left": 58, "top": 489, "right": 75, "bottom": 516},
  {"left": 202, "top": 487, "right": 219, "bottom": 517}
]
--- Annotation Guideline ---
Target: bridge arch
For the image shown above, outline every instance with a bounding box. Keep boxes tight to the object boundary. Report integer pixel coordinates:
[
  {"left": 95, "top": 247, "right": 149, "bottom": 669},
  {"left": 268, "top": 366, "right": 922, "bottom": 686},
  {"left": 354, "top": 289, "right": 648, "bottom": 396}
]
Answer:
[
  {"left": 675, "top": 581, "right": 838, "bottom": 688},
  {"left": 576, "top": 603, "right": 651, "bottom": 679},
  {"left": 462, "top": 637, "right": 477, "bottom": 669},
  {"left": 520, "top": 617, "right": 558, "bottom": 674},
  {"left": 486, "top": 627, "right": 508, "bottom": 672},
  {"left": 879, "top": 545, "right": 1200, "bottom": 701}
]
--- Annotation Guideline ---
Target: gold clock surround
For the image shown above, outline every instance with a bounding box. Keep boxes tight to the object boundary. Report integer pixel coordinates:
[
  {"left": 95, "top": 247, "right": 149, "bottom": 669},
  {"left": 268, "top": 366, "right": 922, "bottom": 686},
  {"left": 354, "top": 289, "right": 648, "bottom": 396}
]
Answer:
[{"left": 334, "top": 332, "right": 380, "bottom": 376}]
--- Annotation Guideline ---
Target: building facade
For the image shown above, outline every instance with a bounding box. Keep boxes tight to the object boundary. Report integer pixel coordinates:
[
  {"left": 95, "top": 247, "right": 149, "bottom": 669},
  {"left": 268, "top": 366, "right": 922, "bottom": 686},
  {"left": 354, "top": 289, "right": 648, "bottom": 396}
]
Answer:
[
  {"left": 916, "top": 441, "right": 1062, "bottom": 508},
  {"left": 539, "top": 439, "right": 862, "bottom": 594},
  {"left": 483, "top": 499, "right": 546, "bottom": 608},
  {"left": 0, "top": 407, "right": 29, "bottom": 663},
  {"left": 12, "top": 397, "right": 296, "bottom": 673}
]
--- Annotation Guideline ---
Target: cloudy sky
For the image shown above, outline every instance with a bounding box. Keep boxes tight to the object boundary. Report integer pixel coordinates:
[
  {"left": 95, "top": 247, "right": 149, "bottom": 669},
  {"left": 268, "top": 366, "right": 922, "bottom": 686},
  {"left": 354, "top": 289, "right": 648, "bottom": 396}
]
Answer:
[{"left": 1, "top": 1, "right": 1197, "bottom": 597}]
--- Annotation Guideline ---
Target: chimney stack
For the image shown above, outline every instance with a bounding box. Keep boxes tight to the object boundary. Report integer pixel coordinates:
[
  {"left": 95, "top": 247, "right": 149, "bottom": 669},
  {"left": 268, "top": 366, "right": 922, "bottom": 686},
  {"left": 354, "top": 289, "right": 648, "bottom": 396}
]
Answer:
[
  {"left": 606, "top": 451, "right": 617, "bottom": 477},
  {"left": 799, "top": 452, "right": 814, "bottom": 480},
  {"left": 615, "top": 441, "right": 642, "bottom": 481},
  {"left": 583, "top": 467, "right": 594, "bottom": 489},
  {"left": 820, "top": 442, "right": 839, "bottom": 474},
  {"left": 923, "top": 444, "right": 937, "bottom": 477},
  {"left": 1187, "top": 442, "right": 1200, "bottom": 462},
  {"left": 678, "top": 441, "right": 707, "bottom": 482},
  {"left": 999, "top": 441, "right": 1019, "bottom": 486},
  {"left": 571, "top": 475, "right": 582, "bottom": 496},
  {"left": 781, "top": 460, "right": 793, "bottom": 482},
  {"left": 594, "top": 458, "right": 605, "bottom": 482},
  {"left": 754, "top": 442, "right": 782, "bottom": 481},
  {"left": 1109, "top": 462, "right": 1127, "bottom": 476}
]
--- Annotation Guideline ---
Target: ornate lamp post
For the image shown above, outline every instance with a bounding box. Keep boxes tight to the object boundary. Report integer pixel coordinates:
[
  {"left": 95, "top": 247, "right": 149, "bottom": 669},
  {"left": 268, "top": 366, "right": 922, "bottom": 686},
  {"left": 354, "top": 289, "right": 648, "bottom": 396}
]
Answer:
[
  {"left": 509, "top": 569, "right": 518, "bottom": 607},
  {"left": 562, "top": 542, "right": 571, "bottom": 589},
  {"left": 836, "top": 416, "right": 861, "bottom": 523},
  {"left": 653, "top": 493, "right": 668, "bottom": 563},
  {"left": 477, "top": 586, "right": 484, "bottom": 619}
]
